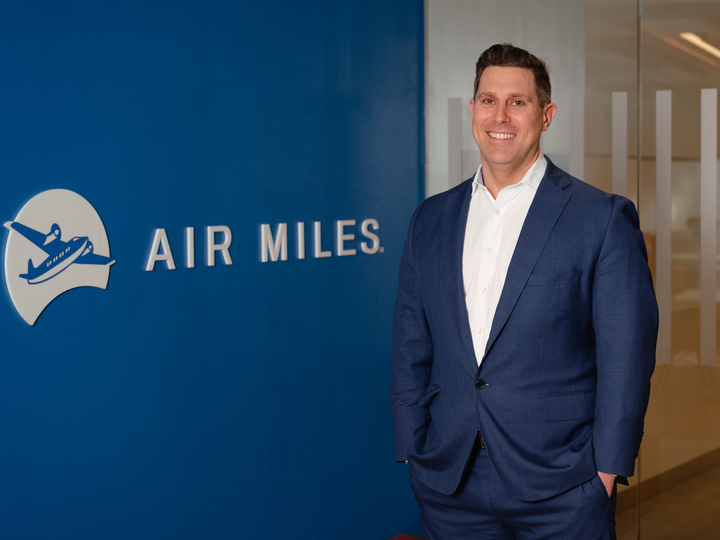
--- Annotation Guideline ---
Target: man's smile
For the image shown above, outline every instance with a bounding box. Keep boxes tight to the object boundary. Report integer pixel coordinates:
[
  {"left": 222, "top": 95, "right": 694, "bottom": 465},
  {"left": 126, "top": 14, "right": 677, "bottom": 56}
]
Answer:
[{"left": 487, "top": 132, "right": 516, "bottom": 139}]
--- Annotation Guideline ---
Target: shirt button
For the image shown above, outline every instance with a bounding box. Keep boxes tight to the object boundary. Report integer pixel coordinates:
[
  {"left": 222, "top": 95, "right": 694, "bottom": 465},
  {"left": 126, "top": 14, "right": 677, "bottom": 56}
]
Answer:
[
  {"left": 495, "top": 210, "right": 500, "bottom": 215},
  {"left": 475, "top": 379, "right": 486, "bottom": 389},
  {"left": 482, "top": 288, "right": 487, "bottom": 293},
  {"left": 478, "top": 328, "right": 483, "bottom": 334},
  {"left": 487, "top": 247, "right": 492, "bottom": 253}
]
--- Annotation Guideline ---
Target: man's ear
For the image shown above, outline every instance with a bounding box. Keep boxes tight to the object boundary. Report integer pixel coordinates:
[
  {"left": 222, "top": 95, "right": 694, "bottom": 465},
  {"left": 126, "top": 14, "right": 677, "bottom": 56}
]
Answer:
[{"left": 542, "top": 103, "right": 557, "bottom": 132}]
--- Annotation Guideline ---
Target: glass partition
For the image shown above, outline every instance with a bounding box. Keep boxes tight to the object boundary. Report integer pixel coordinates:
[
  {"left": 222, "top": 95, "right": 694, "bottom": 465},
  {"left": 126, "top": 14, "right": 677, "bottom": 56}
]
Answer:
[
  {"left": 426, "top": 1, "right": 720, "bottom": 537},
  {"left": 637, "top": 2, "right": 720, "bottom": 538}
]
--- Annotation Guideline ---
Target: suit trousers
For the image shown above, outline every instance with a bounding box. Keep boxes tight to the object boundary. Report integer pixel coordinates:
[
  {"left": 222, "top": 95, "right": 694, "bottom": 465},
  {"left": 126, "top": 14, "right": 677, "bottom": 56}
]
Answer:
[{"left": 410, "top": 441, "right": 617, "bottom": 540}]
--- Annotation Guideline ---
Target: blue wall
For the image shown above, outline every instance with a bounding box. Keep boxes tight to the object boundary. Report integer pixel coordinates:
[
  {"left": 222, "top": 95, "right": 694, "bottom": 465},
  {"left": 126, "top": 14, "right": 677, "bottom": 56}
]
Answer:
[{"left": 0, "top": 1, "right": 424, "bottom": 538}]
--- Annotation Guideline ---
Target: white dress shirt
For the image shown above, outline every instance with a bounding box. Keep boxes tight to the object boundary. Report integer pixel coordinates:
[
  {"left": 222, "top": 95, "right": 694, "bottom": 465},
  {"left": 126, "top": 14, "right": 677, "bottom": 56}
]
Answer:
[{"left": 463, "top": 154, "right": 546, "bottom": 365}]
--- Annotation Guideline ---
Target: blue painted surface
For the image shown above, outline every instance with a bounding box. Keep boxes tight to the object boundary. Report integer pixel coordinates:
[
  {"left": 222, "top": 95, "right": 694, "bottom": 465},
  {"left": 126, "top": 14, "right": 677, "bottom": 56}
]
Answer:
[{"left": 0, "top": 1, "right": 424, "bottom": 538}]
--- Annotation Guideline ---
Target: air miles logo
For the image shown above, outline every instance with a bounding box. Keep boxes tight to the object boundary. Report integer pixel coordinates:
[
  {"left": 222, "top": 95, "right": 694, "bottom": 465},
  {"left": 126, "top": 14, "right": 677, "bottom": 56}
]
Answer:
[{"left": 3, "top": 189, "right": 115, "bottom": 325}]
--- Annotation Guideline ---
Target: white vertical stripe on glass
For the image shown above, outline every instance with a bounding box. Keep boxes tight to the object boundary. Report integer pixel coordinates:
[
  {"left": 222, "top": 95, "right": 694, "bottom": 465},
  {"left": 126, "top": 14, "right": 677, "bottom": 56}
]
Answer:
[
  {"left": 612, "top": 92, "right": 628, "bottom": 197},
  {"left": 448, "top": 98, "right": 463, "bottom": 190},
  {"left": 569, "top": 92, "right": 585, "bottom": 179},
  {"left": 656, "top": 91, "right": 672, "bottom": 365},
  {"left": 701, "top": 88, "right": 717, "bottom": 367}
]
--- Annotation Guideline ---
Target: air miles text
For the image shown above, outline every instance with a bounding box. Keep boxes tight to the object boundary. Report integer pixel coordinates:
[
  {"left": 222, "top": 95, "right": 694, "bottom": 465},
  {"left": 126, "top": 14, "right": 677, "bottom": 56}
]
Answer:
[{"left": 144, "top": 219, "right": 381, "bottom": 271}]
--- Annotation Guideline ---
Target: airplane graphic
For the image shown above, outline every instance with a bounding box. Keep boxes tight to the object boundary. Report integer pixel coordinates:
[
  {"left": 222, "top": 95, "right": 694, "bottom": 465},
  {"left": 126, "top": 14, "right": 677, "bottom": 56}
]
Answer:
[{"left": 4, "top": 221, "right": 115, "bottom": 284}]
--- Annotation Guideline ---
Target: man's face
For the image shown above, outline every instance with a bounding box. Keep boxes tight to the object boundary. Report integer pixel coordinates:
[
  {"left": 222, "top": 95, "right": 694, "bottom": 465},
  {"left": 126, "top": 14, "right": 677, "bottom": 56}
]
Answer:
[{"left": 470, "top": 66, "right": 556, "bottom": 176}]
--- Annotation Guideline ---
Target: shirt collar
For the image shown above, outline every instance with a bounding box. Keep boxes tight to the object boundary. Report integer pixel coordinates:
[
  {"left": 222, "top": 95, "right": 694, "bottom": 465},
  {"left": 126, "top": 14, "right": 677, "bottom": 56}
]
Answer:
[{"left": 471, "top": 153, "right": 547, "bottom": 196}]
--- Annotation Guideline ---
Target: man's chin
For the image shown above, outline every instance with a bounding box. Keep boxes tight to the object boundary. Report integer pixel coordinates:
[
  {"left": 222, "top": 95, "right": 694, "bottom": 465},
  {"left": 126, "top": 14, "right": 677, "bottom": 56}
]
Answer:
[
  {"left": 480, "top": 149, "right": 540, "bottom": 169},
  {"left": 480, "top": 153, "right": 521, "bottom": 169}
]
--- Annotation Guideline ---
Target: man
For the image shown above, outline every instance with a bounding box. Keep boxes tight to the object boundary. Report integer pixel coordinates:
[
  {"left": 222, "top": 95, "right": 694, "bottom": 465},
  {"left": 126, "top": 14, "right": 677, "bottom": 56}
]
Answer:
[{"left": 390, "top": 44, "right": 657, "bottom": 539}]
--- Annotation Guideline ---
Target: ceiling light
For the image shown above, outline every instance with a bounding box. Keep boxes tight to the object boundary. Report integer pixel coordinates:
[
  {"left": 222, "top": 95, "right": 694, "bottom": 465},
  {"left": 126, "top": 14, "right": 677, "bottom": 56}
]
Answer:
[{"left": 679, "top": 32, "right": 720, "bottom": 60}]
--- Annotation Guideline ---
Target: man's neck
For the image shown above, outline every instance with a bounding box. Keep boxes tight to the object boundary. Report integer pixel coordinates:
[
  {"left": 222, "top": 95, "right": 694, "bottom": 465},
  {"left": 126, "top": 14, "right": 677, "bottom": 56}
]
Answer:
[{"left": 481, "top": 154, "right": 540, "bottom": 199}]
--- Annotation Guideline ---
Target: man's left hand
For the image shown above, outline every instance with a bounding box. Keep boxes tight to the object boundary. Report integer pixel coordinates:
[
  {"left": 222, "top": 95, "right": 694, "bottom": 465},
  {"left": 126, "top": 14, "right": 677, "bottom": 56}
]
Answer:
[{"left": 597, "top": 471, "right": 616, "bottom": 498}]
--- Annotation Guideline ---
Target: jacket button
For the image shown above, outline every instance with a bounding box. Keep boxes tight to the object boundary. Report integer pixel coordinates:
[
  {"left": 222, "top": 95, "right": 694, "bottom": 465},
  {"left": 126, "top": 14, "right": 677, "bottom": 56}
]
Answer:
[{"left": 475, "top": 379, "right": 486, "bottom": 389}]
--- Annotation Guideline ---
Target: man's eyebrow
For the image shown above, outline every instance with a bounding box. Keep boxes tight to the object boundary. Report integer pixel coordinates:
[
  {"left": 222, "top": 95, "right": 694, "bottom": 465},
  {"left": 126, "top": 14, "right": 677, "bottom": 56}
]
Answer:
[{"left": 508, "top": 93, "right": 535, "bottom": 102}]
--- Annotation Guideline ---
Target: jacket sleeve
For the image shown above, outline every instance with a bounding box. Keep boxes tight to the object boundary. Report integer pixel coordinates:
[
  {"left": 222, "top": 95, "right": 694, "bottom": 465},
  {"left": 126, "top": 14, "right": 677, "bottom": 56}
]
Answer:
[
  {"left": 390, "top": 205, "right": 434, "bottom": 463},
  {"left": 591, "top": 196, "right": 658, "bottom": 478}
]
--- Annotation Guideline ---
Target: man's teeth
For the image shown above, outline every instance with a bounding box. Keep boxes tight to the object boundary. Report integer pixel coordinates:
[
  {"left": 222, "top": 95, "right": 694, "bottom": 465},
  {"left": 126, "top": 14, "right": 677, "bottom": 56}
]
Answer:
[{"left": 489, "top": 132, "right": 515, "bottom": 139}]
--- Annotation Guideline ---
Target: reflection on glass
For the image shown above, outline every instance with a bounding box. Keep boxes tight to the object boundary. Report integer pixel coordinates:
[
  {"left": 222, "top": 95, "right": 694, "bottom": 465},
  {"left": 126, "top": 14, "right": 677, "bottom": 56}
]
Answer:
[{"left": 638, "top": 1, "right": 720, "bottom": 538}]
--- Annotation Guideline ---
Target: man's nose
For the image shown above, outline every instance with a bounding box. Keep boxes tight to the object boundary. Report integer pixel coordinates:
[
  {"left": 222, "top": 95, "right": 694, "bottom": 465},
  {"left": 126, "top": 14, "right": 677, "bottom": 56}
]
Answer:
[{"left": 495, "top": 104, "right": 510, "bottom": 123}]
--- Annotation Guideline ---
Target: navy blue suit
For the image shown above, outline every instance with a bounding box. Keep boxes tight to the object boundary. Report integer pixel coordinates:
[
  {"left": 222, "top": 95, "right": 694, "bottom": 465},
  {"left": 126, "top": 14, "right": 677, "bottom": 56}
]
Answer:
[{"left": 391, "top": 159, "right": 658, "bottom": 505}]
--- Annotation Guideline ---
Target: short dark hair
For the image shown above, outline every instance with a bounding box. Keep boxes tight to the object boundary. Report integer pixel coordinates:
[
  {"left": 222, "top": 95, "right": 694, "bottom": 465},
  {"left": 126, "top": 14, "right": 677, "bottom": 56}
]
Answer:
[{"left": 473, "top": 43, "right": 551, "bottom": 107}]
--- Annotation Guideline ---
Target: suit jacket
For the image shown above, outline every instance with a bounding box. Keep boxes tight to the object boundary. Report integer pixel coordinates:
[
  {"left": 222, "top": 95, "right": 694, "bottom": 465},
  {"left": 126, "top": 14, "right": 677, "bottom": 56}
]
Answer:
[{"left": 390, "top": 158, "right": 658, "bottom": 502}]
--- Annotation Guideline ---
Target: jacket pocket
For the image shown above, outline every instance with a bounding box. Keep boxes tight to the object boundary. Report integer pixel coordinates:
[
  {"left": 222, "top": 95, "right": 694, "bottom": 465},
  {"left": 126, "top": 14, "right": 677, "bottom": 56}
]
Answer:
[{"left": 541, "top": 390, "right": 595, "bottom": 422}]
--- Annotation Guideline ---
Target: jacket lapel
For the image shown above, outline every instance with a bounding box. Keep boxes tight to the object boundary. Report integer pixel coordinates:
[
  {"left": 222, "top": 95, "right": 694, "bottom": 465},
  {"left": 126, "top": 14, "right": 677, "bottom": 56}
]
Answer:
[
  {"left": 482, "top": 160, "right": 572, "bottom": 361},
  {"left": 438, "top": 179, "right": 479, "bottom": 377}
]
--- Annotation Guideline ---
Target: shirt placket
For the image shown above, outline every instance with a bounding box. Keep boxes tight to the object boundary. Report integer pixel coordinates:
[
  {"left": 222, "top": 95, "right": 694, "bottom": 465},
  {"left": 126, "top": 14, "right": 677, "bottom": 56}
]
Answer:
[{"left": 475, "top": 196, "right": 505, "bottom": 357}]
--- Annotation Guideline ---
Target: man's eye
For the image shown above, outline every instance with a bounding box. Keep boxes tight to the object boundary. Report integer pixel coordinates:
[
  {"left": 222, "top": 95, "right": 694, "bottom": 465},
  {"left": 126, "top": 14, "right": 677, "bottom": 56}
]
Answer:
[
  {"left": 483, "top": 99, "right": 494, "bottom": 104},
  {"left": 512, "top": 100, "right": 524, "bottom": 106}
]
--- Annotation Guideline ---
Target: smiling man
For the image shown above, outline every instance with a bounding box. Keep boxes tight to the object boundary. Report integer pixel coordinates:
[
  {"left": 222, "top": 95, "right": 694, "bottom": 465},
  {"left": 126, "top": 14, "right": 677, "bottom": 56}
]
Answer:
[{"left": 391, "top": 44, "right": 658, "bottom": 539}]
